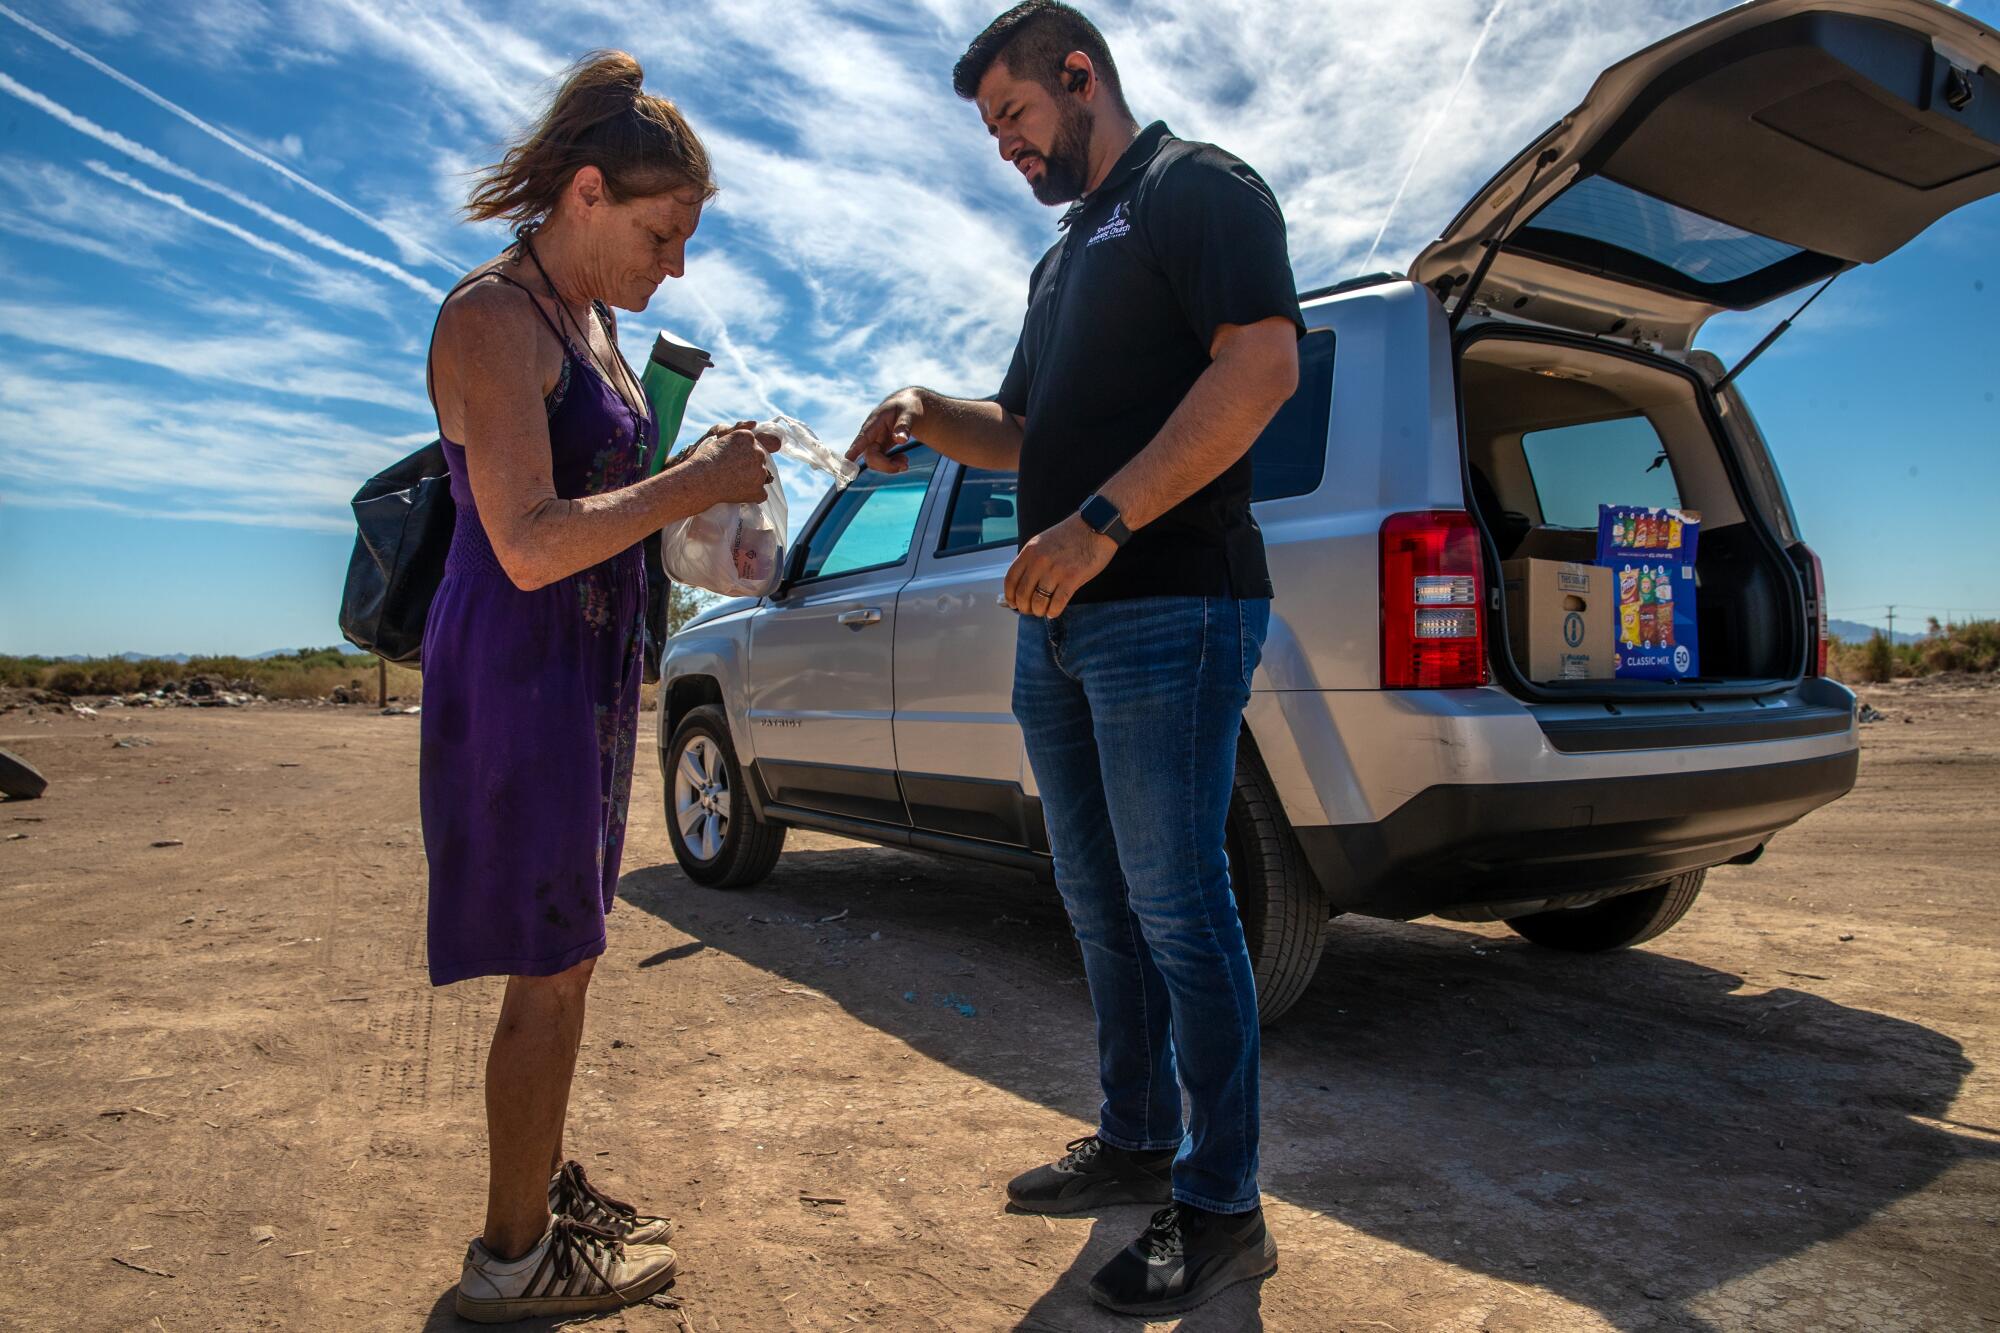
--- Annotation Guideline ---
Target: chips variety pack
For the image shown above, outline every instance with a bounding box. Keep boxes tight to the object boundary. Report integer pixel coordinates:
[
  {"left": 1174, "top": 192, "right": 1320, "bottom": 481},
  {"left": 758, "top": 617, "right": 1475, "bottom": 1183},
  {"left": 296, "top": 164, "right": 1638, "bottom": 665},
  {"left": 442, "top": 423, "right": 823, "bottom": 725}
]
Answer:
[{"left": 1597, "top": 505, "right": 1701, "bottom": 681}]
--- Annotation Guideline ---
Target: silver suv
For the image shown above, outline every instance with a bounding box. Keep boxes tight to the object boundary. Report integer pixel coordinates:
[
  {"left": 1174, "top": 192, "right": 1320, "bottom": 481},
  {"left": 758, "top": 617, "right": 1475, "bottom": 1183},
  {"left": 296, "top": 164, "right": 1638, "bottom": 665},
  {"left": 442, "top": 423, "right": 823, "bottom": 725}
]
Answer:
[{"left": 659, "top": 0, "right": 2000, "bottom": 1022}]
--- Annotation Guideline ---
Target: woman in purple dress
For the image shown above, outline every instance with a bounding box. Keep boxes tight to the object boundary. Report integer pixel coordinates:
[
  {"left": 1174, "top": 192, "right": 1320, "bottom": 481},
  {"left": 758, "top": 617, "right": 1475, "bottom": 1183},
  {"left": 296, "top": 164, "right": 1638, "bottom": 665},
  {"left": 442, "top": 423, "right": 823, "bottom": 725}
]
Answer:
[{"left": 423, "top": 51, "right": 775, "bottom": 1322}]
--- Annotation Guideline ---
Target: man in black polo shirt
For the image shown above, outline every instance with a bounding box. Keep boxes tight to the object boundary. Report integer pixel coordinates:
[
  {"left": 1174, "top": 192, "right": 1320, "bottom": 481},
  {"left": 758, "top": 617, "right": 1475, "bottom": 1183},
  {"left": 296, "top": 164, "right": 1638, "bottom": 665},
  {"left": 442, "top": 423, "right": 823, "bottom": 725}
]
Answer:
[{"left": 848, "top": 2, "right": 1301, "bottom": 1316}]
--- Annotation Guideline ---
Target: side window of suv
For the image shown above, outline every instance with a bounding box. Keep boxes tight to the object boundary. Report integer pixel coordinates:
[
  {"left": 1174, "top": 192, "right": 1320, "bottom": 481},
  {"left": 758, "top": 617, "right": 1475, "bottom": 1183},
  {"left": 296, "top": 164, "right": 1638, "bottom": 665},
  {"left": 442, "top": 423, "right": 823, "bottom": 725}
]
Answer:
[
  {"left": 1249, "top": 328, "right": 1335, "bottom": 502},
  {"left": 938, "top": 467, "right": 1019, "bottom": 555},
  {"left": 795, "top": 448, "right": 938, "bottom": 581}
]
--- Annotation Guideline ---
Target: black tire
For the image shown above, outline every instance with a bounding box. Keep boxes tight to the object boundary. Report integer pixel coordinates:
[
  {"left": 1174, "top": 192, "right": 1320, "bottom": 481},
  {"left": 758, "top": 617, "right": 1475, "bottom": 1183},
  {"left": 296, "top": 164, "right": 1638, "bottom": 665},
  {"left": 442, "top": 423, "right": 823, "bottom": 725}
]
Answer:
[
  {"left": 1505, "top": 869, "right": 1706, "bottom": 951},
  {"left": 664, "top": 705, "right": 784, "bottom": 888},
  {"left": 0, "top": 749, "right": 48, "bottom": 801},
  {"left": 1226, "top": 739, "right": 1329, "bottom": 1024}
]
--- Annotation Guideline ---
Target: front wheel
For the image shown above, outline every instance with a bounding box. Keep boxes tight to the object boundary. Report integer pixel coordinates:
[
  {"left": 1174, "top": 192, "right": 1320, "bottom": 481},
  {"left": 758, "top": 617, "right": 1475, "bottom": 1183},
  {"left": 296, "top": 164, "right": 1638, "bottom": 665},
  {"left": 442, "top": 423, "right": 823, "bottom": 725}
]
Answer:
[
  {"left": 664, "top": 705, "right": 785, "bottom": 888},
  {"left": 1227, "top": 740, "right": 1329, "bottom": 1024},
  {"left": 1505, "top": 869, "right": 1706, "bottom": 951}
]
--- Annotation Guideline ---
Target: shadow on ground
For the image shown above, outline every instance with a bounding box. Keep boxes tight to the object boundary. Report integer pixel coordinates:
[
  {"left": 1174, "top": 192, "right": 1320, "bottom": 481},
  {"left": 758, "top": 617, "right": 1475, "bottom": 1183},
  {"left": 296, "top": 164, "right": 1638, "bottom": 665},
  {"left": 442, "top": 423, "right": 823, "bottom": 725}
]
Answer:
[{"left": 619, "top": 842, "right": 1989, "bottom": 1331}]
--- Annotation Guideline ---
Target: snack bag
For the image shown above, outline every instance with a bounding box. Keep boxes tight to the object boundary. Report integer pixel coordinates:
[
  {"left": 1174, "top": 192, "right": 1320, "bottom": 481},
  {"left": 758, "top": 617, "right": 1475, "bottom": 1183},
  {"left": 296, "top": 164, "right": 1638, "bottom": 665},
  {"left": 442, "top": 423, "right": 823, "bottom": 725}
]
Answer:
[
  {"left": 658, "top": 415, "right": 858, "bottom": 599},
  {"left": 1597, "top": 505, "right": 1701, "bottom": 680}
]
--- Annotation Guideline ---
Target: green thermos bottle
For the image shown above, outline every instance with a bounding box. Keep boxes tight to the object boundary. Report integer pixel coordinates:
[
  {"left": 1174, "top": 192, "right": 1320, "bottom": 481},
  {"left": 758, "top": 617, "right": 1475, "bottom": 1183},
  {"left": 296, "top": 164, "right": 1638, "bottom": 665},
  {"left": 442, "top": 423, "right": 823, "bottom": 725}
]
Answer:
[
  {"left": 641, "top": 330, "right": 714, "bottom": 472},
  {"left": 639, "top": 330, "right": 713, "bottom": 682}
]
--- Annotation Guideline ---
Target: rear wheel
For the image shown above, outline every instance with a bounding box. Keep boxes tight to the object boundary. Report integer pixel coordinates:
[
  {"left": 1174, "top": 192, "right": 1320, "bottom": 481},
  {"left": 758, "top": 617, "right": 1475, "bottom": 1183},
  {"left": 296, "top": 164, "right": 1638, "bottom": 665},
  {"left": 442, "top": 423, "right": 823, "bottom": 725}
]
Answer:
[
  {"left": 1226, "top": 740, "right": 1329, "bottom": 1024},
  {"left": 665, "top": 705, "right": 785, "bottom": 888},
  {"left": 1505, "top": 869, "right": 1706, "bottom": 951}
]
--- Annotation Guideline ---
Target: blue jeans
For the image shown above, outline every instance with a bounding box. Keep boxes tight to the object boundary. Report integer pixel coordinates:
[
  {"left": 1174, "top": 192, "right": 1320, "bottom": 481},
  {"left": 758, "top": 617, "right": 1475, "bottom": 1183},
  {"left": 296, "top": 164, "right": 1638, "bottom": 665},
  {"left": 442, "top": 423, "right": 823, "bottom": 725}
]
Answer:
[{"left": 1012, "top": 594, "right": 1271, "bottom": 1214}]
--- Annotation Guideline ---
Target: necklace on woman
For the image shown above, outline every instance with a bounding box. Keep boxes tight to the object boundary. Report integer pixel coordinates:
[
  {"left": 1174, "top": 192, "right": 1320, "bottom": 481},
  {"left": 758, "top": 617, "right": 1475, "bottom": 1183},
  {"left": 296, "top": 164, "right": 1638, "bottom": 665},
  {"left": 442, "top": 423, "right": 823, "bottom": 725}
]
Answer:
[{"left": 515, "top": 231, "right": 649, "bottom": 422}]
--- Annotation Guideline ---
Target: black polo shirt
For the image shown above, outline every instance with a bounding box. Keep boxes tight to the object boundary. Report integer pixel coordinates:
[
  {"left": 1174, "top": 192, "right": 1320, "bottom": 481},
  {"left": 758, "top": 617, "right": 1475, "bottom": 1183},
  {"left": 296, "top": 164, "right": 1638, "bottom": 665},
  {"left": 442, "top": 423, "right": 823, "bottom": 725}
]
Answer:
[{"left": 995, "top": 120, "right": 1303, "bottom": 604}]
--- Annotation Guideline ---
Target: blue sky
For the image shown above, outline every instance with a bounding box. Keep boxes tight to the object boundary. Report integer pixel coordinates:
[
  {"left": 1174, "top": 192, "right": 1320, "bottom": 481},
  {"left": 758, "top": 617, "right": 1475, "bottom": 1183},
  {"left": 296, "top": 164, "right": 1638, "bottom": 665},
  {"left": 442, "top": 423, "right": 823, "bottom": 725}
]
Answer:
[{"left": 0, "top": 0, "right": 1995, "bottom": 656}]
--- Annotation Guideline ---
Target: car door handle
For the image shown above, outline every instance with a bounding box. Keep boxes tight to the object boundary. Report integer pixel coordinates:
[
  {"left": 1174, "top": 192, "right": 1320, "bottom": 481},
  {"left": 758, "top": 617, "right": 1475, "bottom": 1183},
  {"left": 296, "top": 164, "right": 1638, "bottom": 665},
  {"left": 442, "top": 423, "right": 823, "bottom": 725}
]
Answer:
[{"left": 837, "top": 608, "right": 883, "bottom": 629}]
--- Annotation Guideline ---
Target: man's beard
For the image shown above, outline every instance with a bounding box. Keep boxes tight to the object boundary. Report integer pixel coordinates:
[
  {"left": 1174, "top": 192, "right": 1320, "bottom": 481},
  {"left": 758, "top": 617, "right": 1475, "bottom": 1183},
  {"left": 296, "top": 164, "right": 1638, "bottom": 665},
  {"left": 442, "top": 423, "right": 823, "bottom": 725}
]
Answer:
[{"left": 1028, "top": 101, "right": 1092, "bottom": 205}]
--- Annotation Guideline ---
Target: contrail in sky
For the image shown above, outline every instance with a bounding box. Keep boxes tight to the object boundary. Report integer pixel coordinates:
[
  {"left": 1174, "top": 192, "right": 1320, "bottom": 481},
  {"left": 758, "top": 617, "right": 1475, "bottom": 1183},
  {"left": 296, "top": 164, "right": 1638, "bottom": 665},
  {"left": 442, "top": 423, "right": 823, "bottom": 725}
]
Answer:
[
  {"left": 1361, "top": 0, "right": 1510, "bottom": 273},
  {"left": 84, "top": 160, "right": 316, "bottom": 271},
  {"left": 690, "top": 288, "right": 784, "bottom": 421},
  {"left": 0, "top": 1, "right": 462, "bottom": 274},
  {"left": 0, "top": 69, "right": 444, "bottom": 302}
]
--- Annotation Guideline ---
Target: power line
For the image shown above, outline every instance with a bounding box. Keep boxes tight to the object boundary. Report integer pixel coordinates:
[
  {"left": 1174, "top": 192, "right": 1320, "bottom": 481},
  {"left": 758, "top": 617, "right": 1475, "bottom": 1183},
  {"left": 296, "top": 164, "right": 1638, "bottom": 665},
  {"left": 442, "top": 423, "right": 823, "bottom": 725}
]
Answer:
[{"left": 1830, "top": 604, "right": 2000, "bottom": 615}]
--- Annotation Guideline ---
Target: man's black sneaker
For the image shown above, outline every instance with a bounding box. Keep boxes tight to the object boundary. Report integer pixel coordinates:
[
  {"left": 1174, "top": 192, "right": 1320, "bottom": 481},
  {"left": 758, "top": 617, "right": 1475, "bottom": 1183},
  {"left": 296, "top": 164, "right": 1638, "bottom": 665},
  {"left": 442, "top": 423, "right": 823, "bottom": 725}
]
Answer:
[
  {"left": 1005, "top": 1136, "right": 1174, "bottom": 1215},
  {"left": 1088, "top": 1202, "right": 1278, "bottom": 1318}
]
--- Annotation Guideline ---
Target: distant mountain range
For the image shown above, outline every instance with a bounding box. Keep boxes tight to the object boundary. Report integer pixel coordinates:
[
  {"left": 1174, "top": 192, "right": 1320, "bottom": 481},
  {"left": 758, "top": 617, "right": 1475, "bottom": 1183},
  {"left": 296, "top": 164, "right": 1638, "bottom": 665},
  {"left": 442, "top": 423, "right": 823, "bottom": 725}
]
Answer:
[
  {"left": 1828, "top": 620, "right": 1925, "bottom": 646},
  {"left": 36, "top": 648, "right": 343, "bottom": 663}
]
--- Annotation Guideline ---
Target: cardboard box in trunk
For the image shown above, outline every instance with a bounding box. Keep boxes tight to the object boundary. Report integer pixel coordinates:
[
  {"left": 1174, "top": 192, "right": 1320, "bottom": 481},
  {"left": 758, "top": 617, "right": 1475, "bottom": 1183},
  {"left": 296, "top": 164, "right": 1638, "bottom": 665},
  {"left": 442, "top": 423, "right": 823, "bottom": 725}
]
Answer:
[{"left": 1502, "top": 559, "right": 1616, "bottom": 682}]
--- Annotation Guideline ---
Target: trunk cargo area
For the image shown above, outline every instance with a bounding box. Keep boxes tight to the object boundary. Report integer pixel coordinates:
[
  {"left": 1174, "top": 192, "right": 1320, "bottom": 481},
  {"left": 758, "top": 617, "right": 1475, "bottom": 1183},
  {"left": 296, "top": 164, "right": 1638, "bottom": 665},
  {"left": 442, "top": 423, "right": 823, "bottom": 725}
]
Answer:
[{"left": 1458, "top": 327, "right": 1810, "bottom": 701}]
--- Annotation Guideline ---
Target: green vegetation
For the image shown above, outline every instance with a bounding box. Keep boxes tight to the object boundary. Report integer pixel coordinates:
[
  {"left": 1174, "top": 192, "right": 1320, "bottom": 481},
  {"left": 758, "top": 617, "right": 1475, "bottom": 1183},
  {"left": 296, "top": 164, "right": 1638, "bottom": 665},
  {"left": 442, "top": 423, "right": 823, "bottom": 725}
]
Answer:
[
  {"left": 668, "top": 583, "right": 717, "bottom": 635},
  {"left": 5, "top": 589, "right": 716, "bottom": 705},
  {"left": 0, "top": 649, "right": 423, "bottom": 702},
  {"left": 1831, "top": 619, "right": 2000, "bottom": 683}
]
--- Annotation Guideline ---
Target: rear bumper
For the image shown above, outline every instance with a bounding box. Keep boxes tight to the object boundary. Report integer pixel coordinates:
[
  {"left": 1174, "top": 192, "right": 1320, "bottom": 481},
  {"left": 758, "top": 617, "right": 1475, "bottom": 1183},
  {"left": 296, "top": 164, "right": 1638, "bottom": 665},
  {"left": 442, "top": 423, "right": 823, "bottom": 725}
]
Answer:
[{"left": 1294, "top": 748, "right": 1858, "bottom": 919}]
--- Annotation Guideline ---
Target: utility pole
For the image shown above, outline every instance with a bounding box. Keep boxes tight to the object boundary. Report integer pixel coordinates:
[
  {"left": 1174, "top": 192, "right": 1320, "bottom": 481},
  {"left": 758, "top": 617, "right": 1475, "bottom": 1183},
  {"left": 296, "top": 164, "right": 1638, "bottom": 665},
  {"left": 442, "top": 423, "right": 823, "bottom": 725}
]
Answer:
[{"left": 1885, "top": 605, "right": 1896, "bottom": 645}]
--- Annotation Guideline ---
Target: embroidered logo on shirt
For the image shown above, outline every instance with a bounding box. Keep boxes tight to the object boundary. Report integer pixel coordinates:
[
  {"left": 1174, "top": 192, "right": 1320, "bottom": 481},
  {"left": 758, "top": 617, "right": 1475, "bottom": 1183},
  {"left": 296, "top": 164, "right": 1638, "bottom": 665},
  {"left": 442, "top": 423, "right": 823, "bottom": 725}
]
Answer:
[{"left": 1086, "top": 200, "right": 1132, "bottom": 247}]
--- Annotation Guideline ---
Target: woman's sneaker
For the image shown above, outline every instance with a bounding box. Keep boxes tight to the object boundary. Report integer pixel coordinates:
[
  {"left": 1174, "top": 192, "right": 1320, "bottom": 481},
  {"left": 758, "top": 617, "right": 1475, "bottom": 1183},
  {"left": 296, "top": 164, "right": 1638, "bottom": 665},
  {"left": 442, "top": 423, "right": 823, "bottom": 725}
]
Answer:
[
  {"left": 1088, "top": 1202, "right": 1278, "bottom": 1317},
  {"left": 1005, "top": 1135, "right": 1175, "bottom": 1215},
  {"left": 550, "top": 1159, "right": 673, "bottom": 1245},
  {"left": 454, "top": 1216, "right": 678, "bottom": 1324}
]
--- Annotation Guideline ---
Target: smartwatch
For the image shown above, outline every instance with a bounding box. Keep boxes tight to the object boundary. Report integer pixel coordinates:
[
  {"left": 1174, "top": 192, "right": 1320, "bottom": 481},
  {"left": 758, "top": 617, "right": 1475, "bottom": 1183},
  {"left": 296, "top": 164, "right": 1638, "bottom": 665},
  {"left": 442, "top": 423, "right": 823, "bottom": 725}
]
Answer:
[{"left": 1078, "top": 493, "right": 1132, "bottom": 548}]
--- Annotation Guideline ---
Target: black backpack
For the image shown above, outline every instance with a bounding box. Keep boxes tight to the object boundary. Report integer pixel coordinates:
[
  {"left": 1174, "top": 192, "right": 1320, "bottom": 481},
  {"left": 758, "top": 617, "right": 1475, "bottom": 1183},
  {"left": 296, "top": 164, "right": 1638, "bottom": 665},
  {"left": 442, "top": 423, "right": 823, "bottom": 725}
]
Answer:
[{"left": 338, "top": 440, "right": 453, "bottom": 664}]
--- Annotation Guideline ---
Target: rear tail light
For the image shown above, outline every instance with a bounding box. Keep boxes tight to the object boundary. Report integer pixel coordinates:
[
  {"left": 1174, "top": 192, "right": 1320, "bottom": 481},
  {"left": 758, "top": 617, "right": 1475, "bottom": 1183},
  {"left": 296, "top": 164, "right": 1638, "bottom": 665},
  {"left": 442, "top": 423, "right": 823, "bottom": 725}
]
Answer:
[
  {"left": 1801, "top": 544, "right": 1828, "bottom": 676},
  {"left": 1382, "top": 510, "right": 1488, "bottom": 689}
]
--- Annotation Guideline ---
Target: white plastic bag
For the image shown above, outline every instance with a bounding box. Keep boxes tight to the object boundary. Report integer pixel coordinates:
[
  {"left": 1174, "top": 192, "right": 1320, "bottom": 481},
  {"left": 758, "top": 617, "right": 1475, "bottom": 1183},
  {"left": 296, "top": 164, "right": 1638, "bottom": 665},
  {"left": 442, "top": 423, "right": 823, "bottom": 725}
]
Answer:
[{"left": 658, "top": 415, "right": 857, "bottom": 598}]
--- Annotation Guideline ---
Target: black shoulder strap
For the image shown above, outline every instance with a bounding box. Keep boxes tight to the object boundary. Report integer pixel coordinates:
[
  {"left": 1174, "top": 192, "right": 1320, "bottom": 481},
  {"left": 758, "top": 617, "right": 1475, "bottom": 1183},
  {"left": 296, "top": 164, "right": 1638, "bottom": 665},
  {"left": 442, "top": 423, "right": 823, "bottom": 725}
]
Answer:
[{"left": 424, "top": 268, "right": 573, "bottom": 411}]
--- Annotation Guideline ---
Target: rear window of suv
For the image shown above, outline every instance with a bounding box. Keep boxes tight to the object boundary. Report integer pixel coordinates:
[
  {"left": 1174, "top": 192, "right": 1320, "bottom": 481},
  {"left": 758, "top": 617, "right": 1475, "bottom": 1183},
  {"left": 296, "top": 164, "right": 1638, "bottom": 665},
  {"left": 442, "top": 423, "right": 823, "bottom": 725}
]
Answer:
[{"left": 1521, "top": 415, "right": 1682, "bottom": 528}]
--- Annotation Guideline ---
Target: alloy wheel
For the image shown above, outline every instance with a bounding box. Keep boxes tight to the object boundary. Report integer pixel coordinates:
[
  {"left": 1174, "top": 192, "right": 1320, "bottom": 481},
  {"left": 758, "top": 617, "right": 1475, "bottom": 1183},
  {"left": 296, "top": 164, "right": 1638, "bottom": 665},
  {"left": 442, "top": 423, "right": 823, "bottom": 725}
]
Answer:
[{"left": 673, "top": 735, "right": 730, "bottom": 861}]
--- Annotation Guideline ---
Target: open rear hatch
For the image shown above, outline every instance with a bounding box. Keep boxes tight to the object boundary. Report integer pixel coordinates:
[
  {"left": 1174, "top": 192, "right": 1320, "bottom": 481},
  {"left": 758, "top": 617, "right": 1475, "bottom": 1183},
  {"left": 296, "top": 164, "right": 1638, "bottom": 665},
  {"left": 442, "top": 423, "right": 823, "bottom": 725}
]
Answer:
[
  {"left": 1414, "top": 0, "right": 1999, "bottom": 712},
  {"left": 1411, "top": 0, "right": 2000, "bottom": 347}
]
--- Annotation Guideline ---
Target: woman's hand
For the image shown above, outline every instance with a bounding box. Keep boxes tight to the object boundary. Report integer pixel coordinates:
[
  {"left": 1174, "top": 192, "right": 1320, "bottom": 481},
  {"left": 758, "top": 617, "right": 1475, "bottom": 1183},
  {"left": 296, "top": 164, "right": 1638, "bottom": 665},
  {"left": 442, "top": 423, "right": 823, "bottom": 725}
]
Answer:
[
  {"left": 665, "top": 420, "right": 750, "bottom": 472},
  {"left": 679, "top": 422, "right": 781, "bottom": 508}
]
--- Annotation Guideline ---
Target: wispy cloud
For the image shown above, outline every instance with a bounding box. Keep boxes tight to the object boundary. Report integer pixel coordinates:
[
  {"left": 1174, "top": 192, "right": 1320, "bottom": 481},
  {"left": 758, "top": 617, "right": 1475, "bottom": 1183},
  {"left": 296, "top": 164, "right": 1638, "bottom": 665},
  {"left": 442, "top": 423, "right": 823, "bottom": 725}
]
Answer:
[
  {"left": 0, "top": 364, "right": 415, "bottom": 530},
  {"left": 0, "top": 69, "right": 444, "bottom": 302},
  {"left": 0, "top": 1, "right": 463, "bottom": 274},
  {"left": 295, "top": 0, "right": 555, "bottom": 136},
  {"left": 0, "top": 0, "right": 1762, "bottom": 540},
  {"left": 0, "top": 297, "right": 428, "bottom": 413},
  {"left": 79, "top": 160, "right": 402, "bottom": 319},
  {"left": 0, "top": 152, "right": 187, "bottom": 263},
  {"left": 83, "top": 160, "right": 313, "bottom": 269},
  {"left": 1362, "top": 0, "right": 1511, "bottom": 271}
]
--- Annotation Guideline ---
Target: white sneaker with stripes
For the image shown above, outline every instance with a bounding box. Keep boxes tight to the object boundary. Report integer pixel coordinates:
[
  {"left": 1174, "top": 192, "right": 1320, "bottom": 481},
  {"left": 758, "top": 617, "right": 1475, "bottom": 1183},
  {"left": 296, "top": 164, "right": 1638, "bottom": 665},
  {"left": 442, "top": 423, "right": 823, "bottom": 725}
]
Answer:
[{"left": 454, "top": 1216, "right": 677, "bottom": 1324}]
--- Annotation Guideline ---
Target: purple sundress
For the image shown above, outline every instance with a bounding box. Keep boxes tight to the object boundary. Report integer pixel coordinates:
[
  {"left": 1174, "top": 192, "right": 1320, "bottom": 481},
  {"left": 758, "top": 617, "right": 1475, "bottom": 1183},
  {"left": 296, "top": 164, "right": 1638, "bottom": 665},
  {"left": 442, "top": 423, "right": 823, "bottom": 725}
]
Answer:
[{"left": 419, "top": 274, "right": 656, "bottom": 986}]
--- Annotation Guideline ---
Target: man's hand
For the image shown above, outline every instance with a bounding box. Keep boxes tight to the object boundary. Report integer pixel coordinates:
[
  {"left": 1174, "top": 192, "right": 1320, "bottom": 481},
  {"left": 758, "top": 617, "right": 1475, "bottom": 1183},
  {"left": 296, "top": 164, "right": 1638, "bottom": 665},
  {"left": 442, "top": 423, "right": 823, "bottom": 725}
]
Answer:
[
  {"left": 848, "top": 389, "right": 926, "bottom": 475},
  {"left": 1004, "top": 514, "right": 1117, "bottom": 618}
]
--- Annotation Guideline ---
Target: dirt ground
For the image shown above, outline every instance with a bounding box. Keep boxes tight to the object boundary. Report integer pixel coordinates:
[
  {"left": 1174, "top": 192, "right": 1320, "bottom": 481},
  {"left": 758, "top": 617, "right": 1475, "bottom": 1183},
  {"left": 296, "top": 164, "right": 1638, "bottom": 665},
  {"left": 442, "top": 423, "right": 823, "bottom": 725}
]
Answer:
[{"left": 2, "top": 679, "right": 1997, "bottom": 1333}]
